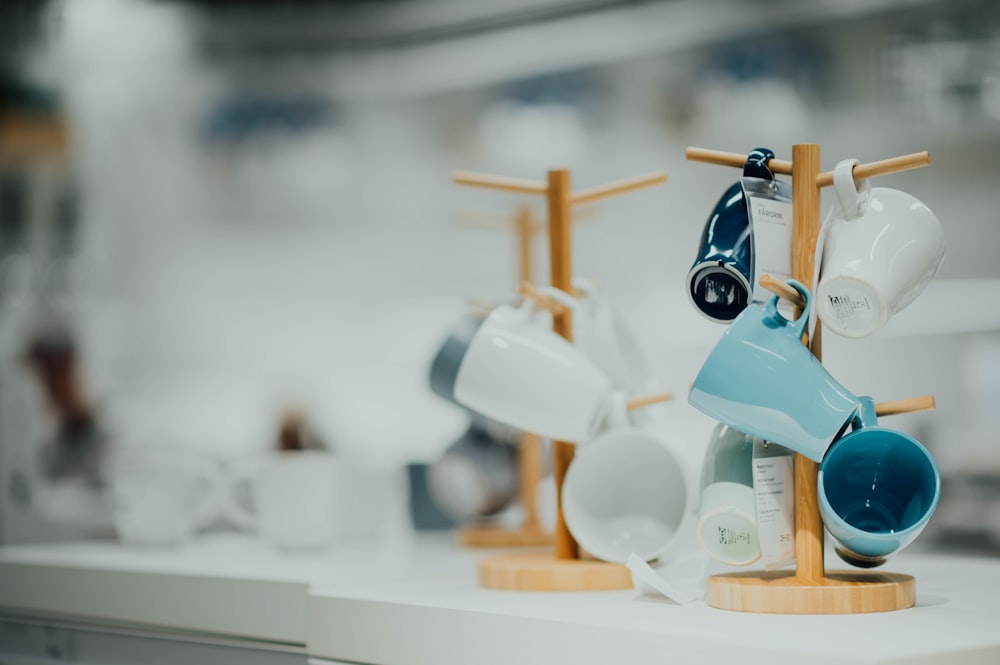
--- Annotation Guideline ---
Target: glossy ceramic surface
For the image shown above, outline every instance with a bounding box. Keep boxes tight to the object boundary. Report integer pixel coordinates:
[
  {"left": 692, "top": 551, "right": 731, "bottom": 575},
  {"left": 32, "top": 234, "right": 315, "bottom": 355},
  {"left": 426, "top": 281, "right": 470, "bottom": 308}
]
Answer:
[
  {"left": 688, "top": 280, "right": 859, "bottom": 462},
  {"left": 686, "top": 148, "right": 775, "bottom": 324},
  {"left": 429, "top": 313, "right": 486, "bottom": 406},
  {"left": 818, "top": 397, "right": 941, "bottom": 568},
  {"left": 454, "top": 300, "right": 612, "bottom": 442},
  {"left": 686, "top": 182, "right": 754, "bottom": 323},
  {"left": 817, "top": 159, "right": 945, "bottom": 338}
]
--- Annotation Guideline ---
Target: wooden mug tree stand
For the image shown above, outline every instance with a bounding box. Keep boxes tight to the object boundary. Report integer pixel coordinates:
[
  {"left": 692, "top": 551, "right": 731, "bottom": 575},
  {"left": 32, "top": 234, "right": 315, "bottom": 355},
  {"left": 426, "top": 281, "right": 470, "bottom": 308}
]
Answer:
[
  {"left": 687, "top": 144, "right": 938, "bottom": 614},
  {"left": 453, "top": 168, "right": 668, "bottom": 590},
  {"left": 451, "top": 206, "right": 552, "bottom": 548}
]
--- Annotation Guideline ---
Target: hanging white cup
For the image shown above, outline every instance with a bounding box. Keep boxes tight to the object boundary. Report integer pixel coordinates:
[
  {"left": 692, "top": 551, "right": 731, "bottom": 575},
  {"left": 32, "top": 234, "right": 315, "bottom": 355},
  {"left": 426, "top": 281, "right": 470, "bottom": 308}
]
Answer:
[
  {"left": 453, "top": 296, "right": 613, "bottom": 443},
  {"left": 816, "top": 159, "right": 945, "bottom": 338}
]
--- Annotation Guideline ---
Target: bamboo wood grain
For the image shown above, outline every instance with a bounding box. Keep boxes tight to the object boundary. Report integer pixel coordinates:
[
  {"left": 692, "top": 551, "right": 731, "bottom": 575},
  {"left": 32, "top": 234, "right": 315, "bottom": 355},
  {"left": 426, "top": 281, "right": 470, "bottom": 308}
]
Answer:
[
  {"left": 457, "top": 525, "right": 553, "bottom": 548},
  {"left": 792, "top": 143, "right": 825, "bottom": 582},
  {"left": 686, "top": 147, "right": 793, "bottom": 175},
  {"left": 516, "top": 208, "right": 535, "bottom": 285},
  {"left": 518, "top": 432, "right": 545, "bottom": 531},
  {"left": 759, "top": 274, "right": 806, "bottom": 309},
  {"left": 478, "top": 552, "right": 632, "bottom": 591},
  {"left": 626, "top": 392, "right": 674, "bottom": 410},
  {"left": 547, "top": 169, "right": 579, "bottom": 561},
  {"left": 452, "top": 170, "right": 548, "bottom": 195},
  {"left": 875, "top": 395, "right": 936, "bottom": 417},
  {"left": 816, "top": 152, "right": 931, "bottom": 188},
  {"left": 706, "top": 570, "right": 915, "bottom": 614},
  {"left": 569, "top": 171, "right": 667, "bottom": 206}
]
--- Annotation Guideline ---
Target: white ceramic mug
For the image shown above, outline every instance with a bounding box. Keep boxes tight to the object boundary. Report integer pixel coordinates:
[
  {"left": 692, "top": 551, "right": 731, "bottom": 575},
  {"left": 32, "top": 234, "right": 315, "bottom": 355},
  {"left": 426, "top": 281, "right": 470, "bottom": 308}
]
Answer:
[
  {"left": 107, "top": 447, "right": 221, "bottom": 545},
  {"left": 222, "top": 451, "right": 343, "bottom": 550},
  {"left": 548, "top": 279, "right": 654, "bottom": 395},
  {"left": 816, "top": 159, "right": 945, "bottom": 338},
  {"left": 561, "top": 427, "right": 694, "bottom": 564},
  {"left": 454, "top": 298, "right": 613, "bottom": 442},
  {"left": 697, "top": 424, "right": 760, "bottom": 566}
]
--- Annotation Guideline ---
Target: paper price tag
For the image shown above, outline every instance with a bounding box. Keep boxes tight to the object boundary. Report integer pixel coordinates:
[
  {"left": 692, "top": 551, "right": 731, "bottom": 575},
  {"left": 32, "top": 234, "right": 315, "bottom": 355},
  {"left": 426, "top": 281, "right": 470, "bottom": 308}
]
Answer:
[
  {"left": 743, "top": 178, "right": 794, "bottom": 315},
  {"left": 752, "top": 439, "right": 795, "bottom": 570}
]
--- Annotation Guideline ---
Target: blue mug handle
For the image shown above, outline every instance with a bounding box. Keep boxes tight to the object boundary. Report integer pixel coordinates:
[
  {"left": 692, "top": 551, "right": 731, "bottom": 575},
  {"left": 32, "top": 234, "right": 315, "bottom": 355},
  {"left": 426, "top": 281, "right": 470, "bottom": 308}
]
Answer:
[
  {"left": 762, "top": 279, "right": 811, "bottom": 341},
  {"left": 743, "top": 147, "right": 776, "bottom": 181},
  {"left": 850, "top": 396, "right": 878, "bottom": 431}
]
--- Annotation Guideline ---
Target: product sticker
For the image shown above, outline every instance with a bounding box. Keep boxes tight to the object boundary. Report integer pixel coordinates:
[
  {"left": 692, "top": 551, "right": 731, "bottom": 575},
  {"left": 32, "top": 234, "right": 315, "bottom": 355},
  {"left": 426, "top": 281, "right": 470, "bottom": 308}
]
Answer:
[
  {"left": 752, "top": 438, "right": 795, "bottom": 570},
  {"left": 742, "top": 177, "right": 794, "bottom": 316}
]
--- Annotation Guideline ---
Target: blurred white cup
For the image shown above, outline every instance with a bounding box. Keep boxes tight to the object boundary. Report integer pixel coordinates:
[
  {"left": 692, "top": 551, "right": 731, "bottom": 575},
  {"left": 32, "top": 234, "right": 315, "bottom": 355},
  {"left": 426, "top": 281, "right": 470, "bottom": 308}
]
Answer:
[
  {"left": 108, "top": 447, "right": 221, "bottom": 546},
  {"left": 222, "top": 451, "right": 343, "bottom": 550}
]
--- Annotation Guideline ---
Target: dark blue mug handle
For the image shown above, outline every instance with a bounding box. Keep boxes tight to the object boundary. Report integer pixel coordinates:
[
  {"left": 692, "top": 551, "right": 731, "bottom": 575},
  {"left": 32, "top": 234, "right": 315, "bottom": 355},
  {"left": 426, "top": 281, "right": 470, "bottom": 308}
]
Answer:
[{"left": 743, "top": 148, "right": 776, "bottom": 181}]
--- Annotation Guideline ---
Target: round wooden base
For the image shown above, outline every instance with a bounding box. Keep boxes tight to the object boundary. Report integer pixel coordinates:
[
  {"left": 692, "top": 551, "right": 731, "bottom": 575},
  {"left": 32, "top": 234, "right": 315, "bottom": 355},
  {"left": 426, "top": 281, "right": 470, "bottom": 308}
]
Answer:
[
  {"left": 706, "top": 570, "right": 915, "bottom": 614},
  {"left": 457, "top": 526, "right": 554, "bottom": 549},
  {"left": 477, "top": 552, "right": 633, "bottom": 591}
]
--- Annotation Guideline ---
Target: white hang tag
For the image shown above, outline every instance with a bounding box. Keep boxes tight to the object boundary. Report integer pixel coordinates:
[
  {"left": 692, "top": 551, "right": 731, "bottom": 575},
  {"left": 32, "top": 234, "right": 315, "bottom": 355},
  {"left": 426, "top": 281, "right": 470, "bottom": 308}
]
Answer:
[
  {"left": 743, "top": 177, "right": 794, "bottom": 316},
  {"left": 626, "top": 553, "right": 703, "bottom": 605},
  {"left": 752, "top": 438, "right": 796, "bottom": 570}
]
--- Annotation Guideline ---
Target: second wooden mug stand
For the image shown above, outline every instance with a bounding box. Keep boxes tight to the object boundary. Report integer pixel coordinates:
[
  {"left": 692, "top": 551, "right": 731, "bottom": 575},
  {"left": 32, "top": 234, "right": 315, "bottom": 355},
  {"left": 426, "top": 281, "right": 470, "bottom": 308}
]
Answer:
[
  {"left": 454, "top": 168, "right": 667, "bottom": 591},
  {"left": 688, "top": 144, "right": 936, "bottom": 614}
]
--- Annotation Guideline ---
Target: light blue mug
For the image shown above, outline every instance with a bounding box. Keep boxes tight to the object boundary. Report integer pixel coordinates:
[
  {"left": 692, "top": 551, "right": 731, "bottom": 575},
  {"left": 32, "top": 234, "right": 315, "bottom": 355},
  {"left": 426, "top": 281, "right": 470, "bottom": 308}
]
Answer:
[
  {"left": 818, "top": 396, "right": 940, "bottom": 568},
  {"left": 688, "top": 279, "right": 859, "bottom": 462}
]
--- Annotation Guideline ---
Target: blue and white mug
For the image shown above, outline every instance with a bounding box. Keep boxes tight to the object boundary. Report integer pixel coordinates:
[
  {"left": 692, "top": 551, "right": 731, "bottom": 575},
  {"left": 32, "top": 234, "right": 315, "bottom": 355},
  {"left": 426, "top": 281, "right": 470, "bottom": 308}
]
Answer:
[
  {"left": 688, "top": 279, "right": 859, "bottom": 462},
  {"left": 818, "top": 396, "right": 940, "bottom": 568}
]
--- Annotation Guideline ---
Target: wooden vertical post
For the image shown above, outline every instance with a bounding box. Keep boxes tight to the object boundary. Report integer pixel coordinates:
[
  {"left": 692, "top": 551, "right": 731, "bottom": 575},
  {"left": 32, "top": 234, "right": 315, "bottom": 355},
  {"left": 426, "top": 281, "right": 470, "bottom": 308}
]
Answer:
[
  {"left": 547, "top": 169, "right": 579, "bottom": 560},
  {"left": 791, "top": 143, "right": 825, "bottom": 582},
  {"left": 516, "top": 207, "right": 534, "bottom": 287}
]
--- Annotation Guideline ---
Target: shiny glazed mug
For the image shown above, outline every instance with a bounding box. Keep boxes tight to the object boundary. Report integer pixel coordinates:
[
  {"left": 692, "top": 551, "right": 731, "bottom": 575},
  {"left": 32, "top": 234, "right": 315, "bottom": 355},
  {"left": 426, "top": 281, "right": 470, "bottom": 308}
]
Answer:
[
  {"left": 686, "top": 148, "right": 775, "bottom": 323},
  {"left": 818, "top": 396, "right": 940, "bottom": 568},
  {"left": 454, "top": 298, "right": 613, "bottom": 442},
  {"left": 688, "top": 279, "right": 859, "bottom": 462},
  {"left": 428, "top": 312, "right": 486, "bottom": 407},
  {"left": 817, "top": 159, "right": 945, "bottom": 338}
]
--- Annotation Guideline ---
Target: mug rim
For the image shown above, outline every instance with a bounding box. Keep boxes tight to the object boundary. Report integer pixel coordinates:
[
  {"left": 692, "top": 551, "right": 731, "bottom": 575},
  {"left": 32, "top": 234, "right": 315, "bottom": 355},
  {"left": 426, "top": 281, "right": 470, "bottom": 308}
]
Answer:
[
  {"left": 685, "top": 260, "right": 753, "bottom": 324},
  {"left": 562, "top": 427, "right": 692, "bottom": 563},
  {"left": 818, "top": 427, "right": 941, "bottom": 540}
]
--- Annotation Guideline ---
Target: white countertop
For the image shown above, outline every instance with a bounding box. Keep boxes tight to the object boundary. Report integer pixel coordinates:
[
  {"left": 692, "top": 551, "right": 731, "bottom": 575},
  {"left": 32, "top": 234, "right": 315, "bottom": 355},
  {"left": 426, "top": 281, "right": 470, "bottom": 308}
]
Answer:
[
  {"left": 0, "top": 532, "right": 479, "bottom": 645},
  {"left": 2, "top": 534, "right": 1000, "bottom": 664}
]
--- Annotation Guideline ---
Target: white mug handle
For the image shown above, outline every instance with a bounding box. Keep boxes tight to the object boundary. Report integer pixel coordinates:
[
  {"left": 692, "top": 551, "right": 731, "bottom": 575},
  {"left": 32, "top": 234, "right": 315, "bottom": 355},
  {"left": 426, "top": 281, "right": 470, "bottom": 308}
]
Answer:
[
  {"left": 535, "top": 285, "right": 581, "bottom": 315},
  {"left": 832, "top": 158, "right": 872, "bottom": 221},
  {"left": 188, "top": 458, "right": 224, "bottom": 531},
  {"left": 219, "top": 461, "right": 260, "bottom": 531}
]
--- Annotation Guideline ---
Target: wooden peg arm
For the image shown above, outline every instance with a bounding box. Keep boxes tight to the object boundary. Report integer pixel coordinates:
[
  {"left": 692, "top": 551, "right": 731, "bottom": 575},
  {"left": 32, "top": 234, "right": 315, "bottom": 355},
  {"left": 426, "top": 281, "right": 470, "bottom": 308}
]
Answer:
[
  {"left": 518, "top": 282, "right": 569, "bottom": 316},
  {"left": 816, "top": 152, "right": 930, "bottom": 188},
  {"left": 759, "top": 274, "right": 807, "bottom": 309},
  {"left": 626, "top": 392, "right": 674, "bottom": 410},
  {"left": 685, "top": 147, "right": 793, "bottom": 175},
  {"left": 569, "top": 171, "right": 667, "bottom": 206},
  {"left": 874, "top": 395, "right": 936, "bottom": 417},
  {"left": 452, "top": 171, "right": 548, "bottom": 195}
]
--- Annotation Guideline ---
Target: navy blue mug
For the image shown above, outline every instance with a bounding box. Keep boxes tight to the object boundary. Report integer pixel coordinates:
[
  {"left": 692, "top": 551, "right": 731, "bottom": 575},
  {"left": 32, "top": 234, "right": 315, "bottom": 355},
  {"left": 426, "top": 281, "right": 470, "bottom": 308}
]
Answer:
[{"left": 686, "top": 148, "right": 775, "bottom": 323}]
